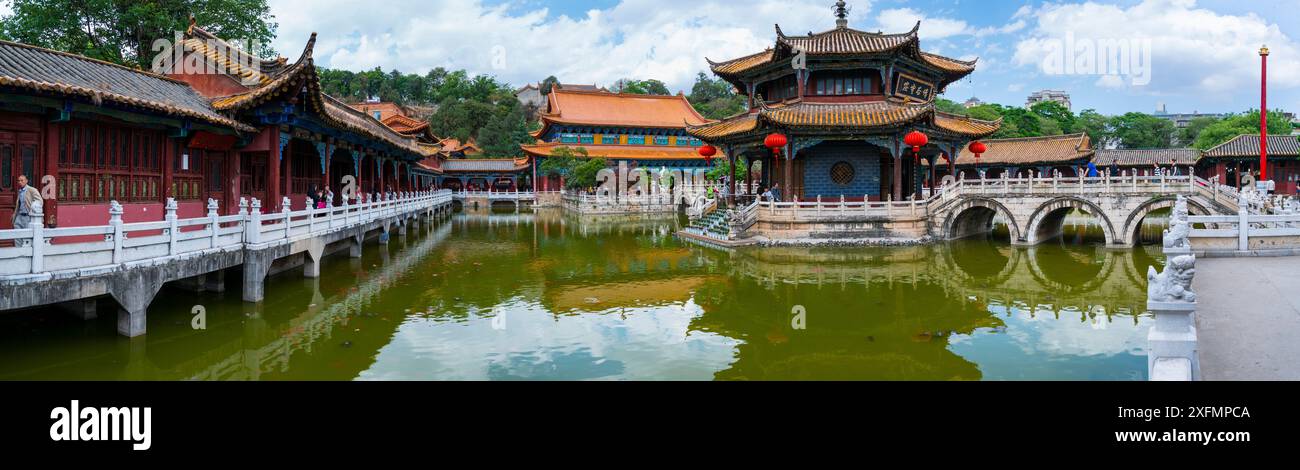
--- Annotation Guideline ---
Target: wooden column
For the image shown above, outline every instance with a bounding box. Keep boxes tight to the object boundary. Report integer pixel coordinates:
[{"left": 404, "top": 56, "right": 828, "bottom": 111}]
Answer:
[
  {"left": 268, "top": 129, "right": 282, "bottom": 212},
  {"left": 892, "top": 139, "right": 903, "bottom": 201},
  {"left": 780, "top": 140, "right": 790, "bottom": 198},
  {"left": 727, "top": 146, "right": 736, "bottom": 206}
]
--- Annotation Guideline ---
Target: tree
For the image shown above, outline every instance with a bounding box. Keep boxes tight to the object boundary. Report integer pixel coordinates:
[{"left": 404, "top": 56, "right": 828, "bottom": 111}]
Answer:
[
  {"left": 539, "top": 76, "right": 558, "bottom": 95},
  {"left": 1076, "top": 109, "right": 1112, "bottom": 148},
  {"left": 538, "top": 146, "right": 586, "bottom": 178},
  {"left": 0, "top": 0, "right": 278, "bottom": 69},
  {"left": 706, "top": 157, "right": 749, "bottom": 182},
  {"left": 1193, "top": 110, "right": 1293, "bottom": 150},
  {"left": 1029, "top": 101, "right": 1076, "bottom": 135},
  {"left": 614, "top": 78, "right": 671, "bottom": 95},
  {"left": 567, "top": 158, "right": 607, "bottom": 190},
  {"left": 1110, "top": 112, "right": 1175, "bottom": 149},
  {"left": 687, "top": 72, "right": 746, "bottom": 120},
  {"left": 934, "top": 98, "right": 968, "bottom": 115},
  {"left": 478, "top": 104, "right": 532, "bottom": 156}
]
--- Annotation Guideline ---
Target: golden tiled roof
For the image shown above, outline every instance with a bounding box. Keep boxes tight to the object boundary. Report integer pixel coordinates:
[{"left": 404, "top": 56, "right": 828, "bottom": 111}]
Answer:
[
  {"left": 935, "top": 112, "right": 1001, "bottom": 138},
  {"left": 775, "top": 23, "right": 919, "bottom": 55},
  {"left": 708, "top": 22, "right": 975, "bottom": 84},
  {"left": 688, "top": 100, "right": 1000, "bottom": 141},
  {"left": 521, "top": 143, "right": 715, "bottom": 161},
  {"left": 955, "top": 133, "right": 1094, "bottom": 166},
  {"left": 761, "top": 100, "right": 930, "bottom": 128},
  {"left": 686, "top": 114, "right": 760, "bottom": 139},
  {"left": 921, "top": 52, "right": 977, "bottom": 74},
  {"left": 708, "top": 49, "right": 775, "bottom": 76},
  {"left": 532, "top": 89, "right": 713, "bottom": 139}
]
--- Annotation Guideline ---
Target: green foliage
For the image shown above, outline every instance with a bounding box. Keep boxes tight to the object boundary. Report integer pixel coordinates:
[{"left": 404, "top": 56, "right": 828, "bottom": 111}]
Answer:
[
  {"left": 317, "top": 66, "right": 532, "bottom": 156},
  {"left": 614, "top": 78, "right": 671, "bottom": 95},
  {"left": 539, "top": 76, "right": 558, "bottom": 95},
  {"left": 1029, "top": 101, "right": 1076, "bottom": 134},
  {"left": 0, "top": 0, "right": 278, "bottom": 68},
  {"left": 934, "top": 98, "right": 968, "bottom": 115},
  {"left": 1076, "top": 109, "right": 1112, "bottom": 147},
  {"left": 1109, "top": 112, "right": 1176, "bottom": 149},
  {"left": 706, "top": 156, "right": 749, "bottom": 181},
  {"left": 687, "top": 72, "right": 746, "bottom": 120},
  {"left": 1193, "top": 110, "right": 1294, "bottom": 150},
  {"left": 537, "top": 146, "right": 608, "bottom": 190},
  {"left": 538, "top": 146, "right": 587, "bottom": 178},
  {"left": 1177, "top": 116, "right": 1218, "bottom": 147},
  {"left": 567, "top": 158, "right": 607, "bottom": 190}
]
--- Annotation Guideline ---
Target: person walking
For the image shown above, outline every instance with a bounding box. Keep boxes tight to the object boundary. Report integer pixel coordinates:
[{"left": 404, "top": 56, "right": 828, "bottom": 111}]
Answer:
[{"left": 12, "top": 174, "right": 43, "bottom": 230}]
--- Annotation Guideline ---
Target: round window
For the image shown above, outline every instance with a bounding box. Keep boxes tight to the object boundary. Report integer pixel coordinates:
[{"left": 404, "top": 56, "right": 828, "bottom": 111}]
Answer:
[{"left": 830, "top": 161, "right": 855, "bottom": 186}]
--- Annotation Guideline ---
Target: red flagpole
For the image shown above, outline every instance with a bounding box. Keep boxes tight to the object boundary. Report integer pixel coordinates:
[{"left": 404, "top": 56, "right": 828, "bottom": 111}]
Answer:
[{"left": 1261, "top": 45, "right": 1270, "bottom": 181}]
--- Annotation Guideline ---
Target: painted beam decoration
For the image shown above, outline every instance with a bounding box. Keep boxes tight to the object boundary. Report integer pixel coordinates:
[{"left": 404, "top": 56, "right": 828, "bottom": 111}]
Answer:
[{"left": 894, "top": 73, "right": 936, "bottom": 102}]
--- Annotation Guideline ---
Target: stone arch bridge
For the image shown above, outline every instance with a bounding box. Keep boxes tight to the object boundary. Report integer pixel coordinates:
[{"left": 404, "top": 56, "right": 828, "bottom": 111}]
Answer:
[{"left": 930, "top": 175, "right": 1237, "bottom": 248}]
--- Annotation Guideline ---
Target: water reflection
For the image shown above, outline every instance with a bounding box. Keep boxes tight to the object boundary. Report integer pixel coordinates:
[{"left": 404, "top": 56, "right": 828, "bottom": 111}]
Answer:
[{"left": 0, "top": 211, "right": 1161, "bottom": 381}]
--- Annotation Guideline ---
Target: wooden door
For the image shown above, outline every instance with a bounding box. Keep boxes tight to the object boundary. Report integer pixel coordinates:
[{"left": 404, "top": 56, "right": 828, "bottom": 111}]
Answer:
[{"left": 0, "top": 130, "right": 40, "bottom": 228}]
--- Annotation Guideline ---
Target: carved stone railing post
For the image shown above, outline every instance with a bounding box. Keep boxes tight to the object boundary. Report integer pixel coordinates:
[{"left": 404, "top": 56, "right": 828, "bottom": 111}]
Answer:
[
  {"left": 280, "top": 196, "right": 292, "bottom": 239},
  {"left": 1148, "top": 203, "right": 1199, "bottom": 381},
  {"left": 246, "top": 198, "right": 262, "bottom": 244},
  {"left": 165, "top": 198, "right": 179, "bottom": 255},
  {"left": 108, "top": 200, "right": 124, "bottom": 264},
  {"left": 28, "top": 199, "right": 44, "bottom": 273},
  {"left": 237, "top": 197, "right": 249, "bottom": 243},
  {"left": 207, "top": 198, "right": 220, "bottom": 248}
]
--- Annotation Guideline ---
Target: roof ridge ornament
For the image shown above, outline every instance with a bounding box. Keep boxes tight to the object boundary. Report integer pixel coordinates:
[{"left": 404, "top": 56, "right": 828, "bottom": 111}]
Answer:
[{"left": 835, "top": 1, "right": 849, "bottom": 28}]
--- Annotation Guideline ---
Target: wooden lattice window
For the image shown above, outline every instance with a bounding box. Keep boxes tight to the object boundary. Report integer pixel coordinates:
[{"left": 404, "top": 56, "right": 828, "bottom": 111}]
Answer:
[{"left": 830, "top": 161, "right": 855, "bottom": 186}]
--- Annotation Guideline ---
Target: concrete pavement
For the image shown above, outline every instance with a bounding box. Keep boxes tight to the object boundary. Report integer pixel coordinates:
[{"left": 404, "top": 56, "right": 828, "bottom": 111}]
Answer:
[{"left": 1195, "top": 257, "right": 1300, "bottom": 380}]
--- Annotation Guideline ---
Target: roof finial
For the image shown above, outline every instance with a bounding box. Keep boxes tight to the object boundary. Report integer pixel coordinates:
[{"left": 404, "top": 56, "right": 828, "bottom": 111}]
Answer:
[{"left": 834, "top": 1, "right": 849, "bottom": 28}]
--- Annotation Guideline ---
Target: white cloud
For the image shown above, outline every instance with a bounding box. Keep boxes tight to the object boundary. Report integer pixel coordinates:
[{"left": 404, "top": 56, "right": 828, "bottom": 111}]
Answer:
[
  {"left": 268, "top": 0, "right": 880, "bottom": 91},
  {"left": 873, "top": 8, "right": 972, "bottom": 39},
  {"left": 1011, "top": 0, "right": 1300, "bottom": 95}
]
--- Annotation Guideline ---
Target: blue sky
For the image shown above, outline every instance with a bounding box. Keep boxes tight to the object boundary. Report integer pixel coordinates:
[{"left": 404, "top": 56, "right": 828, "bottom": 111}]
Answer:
[{"left": 262, "top": 0, "right": 1300, "bottom": 116}]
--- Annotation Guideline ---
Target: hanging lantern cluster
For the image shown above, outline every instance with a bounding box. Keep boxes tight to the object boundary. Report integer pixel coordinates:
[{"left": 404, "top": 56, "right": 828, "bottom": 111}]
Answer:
[{"left": 904, "top": 131, "right": 928, "bottom": 159}]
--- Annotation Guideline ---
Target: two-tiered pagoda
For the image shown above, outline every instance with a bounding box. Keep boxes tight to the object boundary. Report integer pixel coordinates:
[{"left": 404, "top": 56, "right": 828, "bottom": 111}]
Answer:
[{"left": 687, "top": 1, "right": 1000, "bottom": 202}]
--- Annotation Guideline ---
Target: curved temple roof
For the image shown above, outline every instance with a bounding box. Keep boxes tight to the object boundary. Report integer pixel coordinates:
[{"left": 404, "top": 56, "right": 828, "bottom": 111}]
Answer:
[
  {"left": 708, "top": 22, "right": 976, "bottom": 87},
  {"left": 686, "top": 99, "right": 1000, "bottom": 141},
  {"left": 0, "top": 40, "right": 254, "bottom": 132},
  {"left": 531, "top": 89, "right": 712, "bottom": 139},
  {"left": 200, "top": 29, "right": 425, "bottom": 157}
]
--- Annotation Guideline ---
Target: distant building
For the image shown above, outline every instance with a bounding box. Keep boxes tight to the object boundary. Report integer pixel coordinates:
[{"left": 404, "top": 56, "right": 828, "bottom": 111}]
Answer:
[
  {"left": 514, "top": 83, "right": 546, "bottom": 110},
  {"left": 1026, "top": 90, "right": 1071, "bottom": 111},
  {"left": 1152, "top": 105, "right": 1226, "bottom": 129},
  {"left": 963, "top": 97, "right": 984, "bottom": 108}
]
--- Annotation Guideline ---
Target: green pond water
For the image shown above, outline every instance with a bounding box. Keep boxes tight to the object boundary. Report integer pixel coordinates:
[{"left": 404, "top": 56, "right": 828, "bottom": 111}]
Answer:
[{"left": 0, "top": 209, "right": 1168, "bottom": 381}]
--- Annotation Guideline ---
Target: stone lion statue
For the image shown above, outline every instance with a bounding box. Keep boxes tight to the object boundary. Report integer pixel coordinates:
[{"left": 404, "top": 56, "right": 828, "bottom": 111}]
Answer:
[{"left": 1148, "top": 255, "right": 1197, "bottom": 303}]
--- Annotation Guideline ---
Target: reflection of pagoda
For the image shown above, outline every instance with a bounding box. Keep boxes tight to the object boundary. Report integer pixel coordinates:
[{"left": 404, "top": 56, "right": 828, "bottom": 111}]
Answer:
[{"left": 688, "top": 1, "right": 999, "bottom": 202}]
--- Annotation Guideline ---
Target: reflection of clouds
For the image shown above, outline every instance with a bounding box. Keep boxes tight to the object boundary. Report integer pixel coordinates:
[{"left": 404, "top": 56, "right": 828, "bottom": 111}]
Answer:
[
  {"left": 357, "top": 297, "right": 740, "bottom": 380},
  {"left": 950, "top": 303, "right": 1151, "bottom": 380},
  {"left": 1005, "top": 306, "right": 1149, "bottom": 358}
]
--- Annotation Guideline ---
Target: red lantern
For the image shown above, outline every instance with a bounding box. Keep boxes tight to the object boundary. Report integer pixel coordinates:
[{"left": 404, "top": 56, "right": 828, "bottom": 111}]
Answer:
[
  {"left": 968, "top": 141, "right": 987, "bottom": 161},
  {"left": 764, "top": 133, "right": 788, "bottom": 155},
  {"left": 698, "top": 145, "right": 717, "bottom": 164},
  {"left": 904, "top": 131, "right": 928, "bottom": 156}
]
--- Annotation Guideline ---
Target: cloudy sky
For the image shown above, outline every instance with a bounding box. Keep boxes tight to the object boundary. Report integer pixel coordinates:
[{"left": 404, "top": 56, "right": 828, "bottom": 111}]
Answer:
[{"left": 17, "top": 0, "right": 1300, "bottom": 115}]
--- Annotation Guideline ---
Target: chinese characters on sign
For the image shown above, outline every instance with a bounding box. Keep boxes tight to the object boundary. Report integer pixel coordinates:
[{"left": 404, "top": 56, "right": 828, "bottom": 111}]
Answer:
[{"left": 894, "top": 73, "right": 935, "bottom": 102}]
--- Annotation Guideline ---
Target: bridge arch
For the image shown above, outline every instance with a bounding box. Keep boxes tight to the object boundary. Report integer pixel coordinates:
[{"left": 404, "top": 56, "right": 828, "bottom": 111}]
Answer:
[
  {"left": 1024, "top": 245, "right": 1118, "bottom": 295},
  {"left": 942, "top": 197, "right": 1023, "bottom": 243},
  {"left": 1119, "top": 196, "right": 1212, "bottom": 246},
  {"left": 1024, "top": 197, "right": 1119, "bottom": 246}
]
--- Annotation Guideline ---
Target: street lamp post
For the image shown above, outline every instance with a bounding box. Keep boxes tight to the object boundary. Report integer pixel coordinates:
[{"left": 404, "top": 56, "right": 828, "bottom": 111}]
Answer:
[{"left": 1260, "top": 45, "right": 1270, "bottom": 182}]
